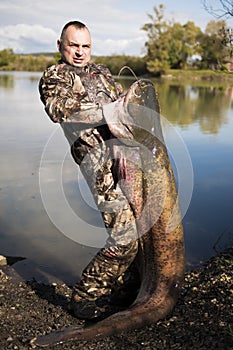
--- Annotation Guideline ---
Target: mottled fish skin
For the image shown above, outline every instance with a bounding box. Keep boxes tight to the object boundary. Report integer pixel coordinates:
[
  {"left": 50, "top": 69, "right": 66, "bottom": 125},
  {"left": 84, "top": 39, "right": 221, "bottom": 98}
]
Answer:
[{"left": 32, "top": 80, "right": 185, "bottom": 347}]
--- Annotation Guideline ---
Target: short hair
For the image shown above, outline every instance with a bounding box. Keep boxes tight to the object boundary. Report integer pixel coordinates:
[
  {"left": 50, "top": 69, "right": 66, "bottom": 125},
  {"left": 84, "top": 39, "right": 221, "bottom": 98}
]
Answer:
[{"left": 60, "top": 21, "right": 88, "bottom": 40}]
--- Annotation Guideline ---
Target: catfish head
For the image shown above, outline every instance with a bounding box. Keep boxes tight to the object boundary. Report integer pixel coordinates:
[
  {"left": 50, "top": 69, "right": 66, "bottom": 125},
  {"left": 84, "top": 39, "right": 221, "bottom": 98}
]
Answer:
[{"left": 103, "top": 79, "right": 162, "bottom": 148}]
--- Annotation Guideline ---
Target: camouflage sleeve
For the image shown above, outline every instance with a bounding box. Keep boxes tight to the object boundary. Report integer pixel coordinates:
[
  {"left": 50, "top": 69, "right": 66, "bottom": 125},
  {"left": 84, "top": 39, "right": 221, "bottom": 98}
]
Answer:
[
  {"left": 39, "top": 64, "right": 103, "bottom": 124},
  {"left": 95, "top": 64, "right": 124, "bottom": 97}
]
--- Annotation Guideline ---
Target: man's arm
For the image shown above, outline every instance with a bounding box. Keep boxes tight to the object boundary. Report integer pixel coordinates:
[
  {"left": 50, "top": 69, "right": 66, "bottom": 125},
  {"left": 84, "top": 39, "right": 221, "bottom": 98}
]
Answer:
[{"left": 39, "top": 64, "right": 104, "bottom": 126}]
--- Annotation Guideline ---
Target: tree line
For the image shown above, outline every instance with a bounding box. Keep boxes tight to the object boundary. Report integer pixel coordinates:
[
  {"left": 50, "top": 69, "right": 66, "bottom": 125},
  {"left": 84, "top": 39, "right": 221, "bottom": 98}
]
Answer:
[
  {"left": 141, "top": 4, "right": 232, "bottom": 75},
  {"left": 0, "top": 4, "right": 232, "bottom": 75}
]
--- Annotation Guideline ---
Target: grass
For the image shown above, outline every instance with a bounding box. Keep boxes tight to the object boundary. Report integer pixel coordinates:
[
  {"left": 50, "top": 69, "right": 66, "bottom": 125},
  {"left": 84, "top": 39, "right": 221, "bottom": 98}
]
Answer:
[{"left": 162, "top": 68, "right": 233, "bottom": 81}]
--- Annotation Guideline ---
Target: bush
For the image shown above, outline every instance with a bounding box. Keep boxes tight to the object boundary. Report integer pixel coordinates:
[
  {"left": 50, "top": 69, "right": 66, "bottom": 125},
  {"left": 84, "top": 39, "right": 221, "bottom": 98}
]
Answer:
[{"left": 93, "top": 55, "right": 148, "bottom": 76}]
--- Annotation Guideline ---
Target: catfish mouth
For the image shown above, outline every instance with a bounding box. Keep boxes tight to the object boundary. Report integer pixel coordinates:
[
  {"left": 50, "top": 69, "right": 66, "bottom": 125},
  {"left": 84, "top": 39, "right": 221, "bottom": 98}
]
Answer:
[{"left": 125, "top": 80, "right": 154, "bottom": 107}]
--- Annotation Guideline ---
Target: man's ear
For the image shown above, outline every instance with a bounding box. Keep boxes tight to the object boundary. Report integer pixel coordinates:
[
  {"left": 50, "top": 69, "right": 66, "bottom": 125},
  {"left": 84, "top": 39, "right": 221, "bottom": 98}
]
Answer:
[{"left": 57, "top": 39, "right": 61, "bottom": 52}]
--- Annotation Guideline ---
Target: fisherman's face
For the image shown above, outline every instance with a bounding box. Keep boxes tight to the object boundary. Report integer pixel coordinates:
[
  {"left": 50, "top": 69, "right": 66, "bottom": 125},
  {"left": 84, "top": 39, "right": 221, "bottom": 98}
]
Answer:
[{"left": 57, "top": 26, "right": 91, "bottom": 68}]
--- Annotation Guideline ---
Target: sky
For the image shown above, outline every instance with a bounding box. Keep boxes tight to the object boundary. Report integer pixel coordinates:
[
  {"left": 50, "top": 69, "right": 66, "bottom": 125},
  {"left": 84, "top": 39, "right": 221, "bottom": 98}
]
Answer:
[{"left": 0, "top": 0, "right": 232, "bottom": 56}]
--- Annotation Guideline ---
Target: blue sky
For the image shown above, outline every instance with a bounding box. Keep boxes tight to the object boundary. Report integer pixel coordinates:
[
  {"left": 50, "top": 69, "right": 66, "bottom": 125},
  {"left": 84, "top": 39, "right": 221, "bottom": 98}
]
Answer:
[{"left": 0, "top": 0, "right": 232, "bottom": 56}]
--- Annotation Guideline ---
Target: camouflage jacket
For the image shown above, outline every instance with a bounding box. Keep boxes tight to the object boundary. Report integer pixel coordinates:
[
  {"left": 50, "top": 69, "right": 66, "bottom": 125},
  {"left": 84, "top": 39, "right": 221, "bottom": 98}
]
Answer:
[{"left": 39, "top": 61, "right": 121, "bottom": 126}]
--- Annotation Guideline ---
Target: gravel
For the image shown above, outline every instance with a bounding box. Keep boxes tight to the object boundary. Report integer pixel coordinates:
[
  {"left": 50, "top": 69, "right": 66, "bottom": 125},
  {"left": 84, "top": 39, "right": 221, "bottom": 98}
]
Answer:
[{"left": 0, "top": 247, "right": 232, "bottom": 350}]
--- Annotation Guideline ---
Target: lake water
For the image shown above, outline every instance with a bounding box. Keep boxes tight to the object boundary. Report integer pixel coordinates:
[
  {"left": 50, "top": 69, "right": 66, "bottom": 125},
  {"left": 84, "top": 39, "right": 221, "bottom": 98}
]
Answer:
[{"left": 0, "top": 71, "right": 232, "bottom": 284}]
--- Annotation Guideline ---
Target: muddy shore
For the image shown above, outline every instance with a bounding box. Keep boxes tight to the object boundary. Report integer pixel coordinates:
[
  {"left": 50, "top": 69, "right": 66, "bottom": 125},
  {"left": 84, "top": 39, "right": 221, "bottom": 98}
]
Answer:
[{"left": 0, "top": 247, "right": 232, "bottom": 350}]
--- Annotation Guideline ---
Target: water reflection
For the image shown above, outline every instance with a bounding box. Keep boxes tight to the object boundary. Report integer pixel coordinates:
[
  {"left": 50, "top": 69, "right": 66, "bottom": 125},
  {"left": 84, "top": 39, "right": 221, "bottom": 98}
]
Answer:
[
  {"left": 0, "top": 73, "right": 14, "bottom": 89},
  {"left": 158, "top": 83, "right": 231, "bottom": 133},
  {"left": 156, "top": 81, "right": 233, "bottom": 267},
  {"left": 0, "top": 71, "right": 232, "bottom": 283}
]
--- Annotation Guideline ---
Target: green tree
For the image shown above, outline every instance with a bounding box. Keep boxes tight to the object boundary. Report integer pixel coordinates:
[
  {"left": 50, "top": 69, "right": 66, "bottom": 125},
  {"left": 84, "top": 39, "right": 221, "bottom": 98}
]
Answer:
[
  {"left": 142, "top": 5, "right": 202, "bottom": 74},
  {"left": 94, "top": 55, "right": 148, "bottom": 76},
  {"left": 142, "top": 4, "right": 170, "bottom": 74},
  {"left": 0, "top": 49, "right": 15, "bottom": 68},
  {"left": 202, "top": 1, "right": 233, "bottom": 63},
  {"left": 197, "top": 20, "right": 231, "bottom": 69},
  {"left": 166, "top": 21, "right": 202, "bottom": 68}
]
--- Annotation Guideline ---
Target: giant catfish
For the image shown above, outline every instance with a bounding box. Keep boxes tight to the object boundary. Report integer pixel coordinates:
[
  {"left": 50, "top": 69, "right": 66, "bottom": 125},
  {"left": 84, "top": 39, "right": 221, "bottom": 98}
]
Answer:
[{"left": 31, "top": 79, "right": 185, "bottom": 347}]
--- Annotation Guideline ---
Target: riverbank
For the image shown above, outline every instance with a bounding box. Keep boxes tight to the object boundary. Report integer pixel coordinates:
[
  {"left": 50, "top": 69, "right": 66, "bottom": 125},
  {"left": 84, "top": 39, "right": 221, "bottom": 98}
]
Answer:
[
  {"left": 0, "top": 247, "right": 232, "bottom": 350},
  {"left": 160, "top": 69, "right": 233, "bottom": 84},
  {"left": 1, "top": 65, "right": 233, "bottom": 84}
]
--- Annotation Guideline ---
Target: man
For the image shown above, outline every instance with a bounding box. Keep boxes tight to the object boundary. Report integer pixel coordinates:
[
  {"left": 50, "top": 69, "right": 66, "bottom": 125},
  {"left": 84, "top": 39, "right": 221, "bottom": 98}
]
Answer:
[{"left": 39, "top": 21, "right": 138, "bottom": 320}]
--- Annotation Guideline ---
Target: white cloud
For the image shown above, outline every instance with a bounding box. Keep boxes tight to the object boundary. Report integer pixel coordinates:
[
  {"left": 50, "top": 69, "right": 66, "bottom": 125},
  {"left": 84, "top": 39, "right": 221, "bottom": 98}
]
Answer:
[
  {"left": 93, "top": 35, "right": 147, "bottom": 56},
  {"left": 0, "top": 0, "right": 148, "bottom": 55},
  {"left": 0, "top": 24, "right": 57, "bottom": 53},
  {"left": 0, "top": 0, "right": 226, "bottom": 55},
  {"left": 0, "top": 22, "right": 146, "bottom": 55}
]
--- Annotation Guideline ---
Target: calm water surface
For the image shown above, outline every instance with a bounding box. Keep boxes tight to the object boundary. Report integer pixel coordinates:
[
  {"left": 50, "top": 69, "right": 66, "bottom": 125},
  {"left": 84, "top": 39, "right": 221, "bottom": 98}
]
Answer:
[{"left": 0, "top": 71, "right": 232, "bottom": 283}]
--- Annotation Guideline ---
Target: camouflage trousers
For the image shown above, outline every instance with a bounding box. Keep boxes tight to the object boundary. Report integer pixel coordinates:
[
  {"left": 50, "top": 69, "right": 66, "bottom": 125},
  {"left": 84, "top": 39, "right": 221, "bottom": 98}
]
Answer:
[{"left": 70, "top": 126, "right": 139, "bottom": 301}]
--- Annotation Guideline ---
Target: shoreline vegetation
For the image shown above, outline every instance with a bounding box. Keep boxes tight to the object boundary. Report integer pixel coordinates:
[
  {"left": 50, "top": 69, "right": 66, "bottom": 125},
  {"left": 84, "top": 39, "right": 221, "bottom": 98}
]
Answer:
[{"left": 0, "top": 51, "right": 233, "bottom": 84}]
